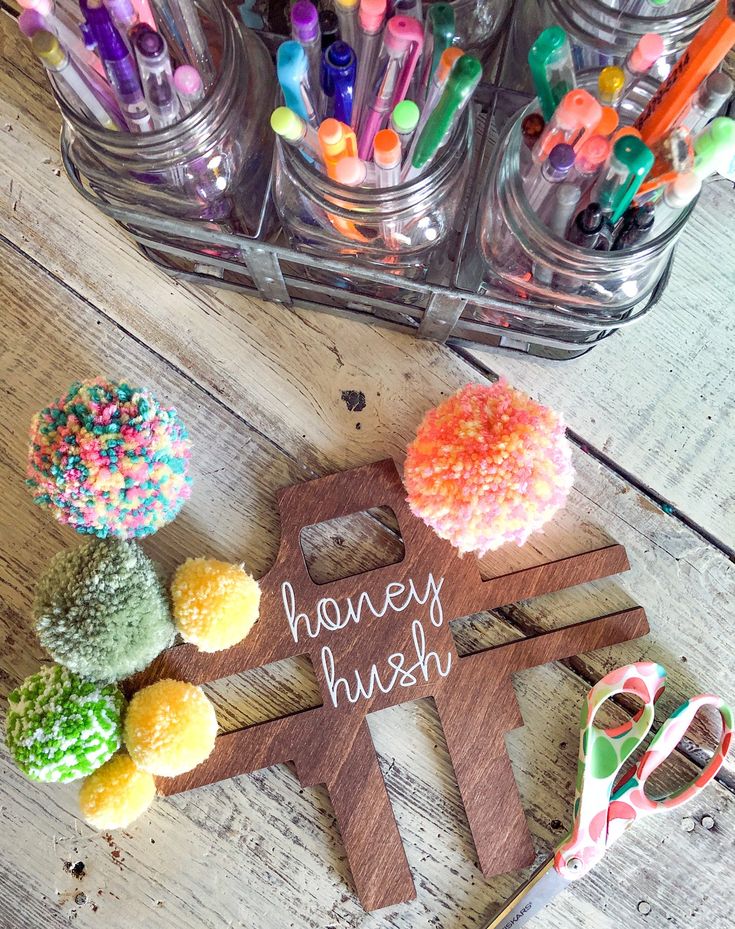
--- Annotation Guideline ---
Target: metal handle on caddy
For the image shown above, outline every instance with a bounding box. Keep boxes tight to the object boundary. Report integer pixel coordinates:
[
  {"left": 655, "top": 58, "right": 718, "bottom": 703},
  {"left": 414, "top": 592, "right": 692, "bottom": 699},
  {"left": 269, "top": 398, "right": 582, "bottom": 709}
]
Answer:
[{"left": 59, "top": 80, "right": 674, "bottom": 360}]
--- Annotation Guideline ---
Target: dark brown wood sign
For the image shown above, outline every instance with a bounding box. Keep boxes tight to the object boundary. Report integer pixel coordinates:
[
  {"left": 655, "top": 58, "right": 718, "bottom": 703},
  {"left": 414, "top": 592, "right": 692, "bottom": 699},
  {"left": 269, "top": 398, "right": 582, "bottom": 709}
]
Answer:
[{"left": 129, "top": 459, "right": 649, "bottom": 911}]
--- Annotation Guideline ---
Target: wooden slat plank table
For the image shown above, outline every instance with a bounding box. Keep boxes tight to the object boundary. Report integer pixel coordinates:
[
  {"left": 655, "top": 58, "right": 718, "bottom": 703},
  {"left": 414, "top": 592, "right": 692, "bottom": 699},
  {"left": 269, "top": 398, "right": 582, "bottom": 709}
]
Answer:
[{"left": 1, "top": 10, "right": 734, "bottom": 929}]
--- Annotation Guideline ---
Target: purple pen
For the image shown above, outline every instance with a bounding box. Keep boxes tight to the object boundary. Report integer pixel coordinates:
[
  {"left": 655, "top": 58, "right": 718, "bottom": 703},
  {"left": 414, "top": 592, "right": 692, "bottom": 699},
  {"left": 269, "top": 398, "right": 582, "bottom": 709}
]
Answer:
[
  {"left": 134, "top": 27, "right": 180, "bottom": 128},
  {"left": 84, "top": 0, "right": 153, "bottom": 131},
  {"left": 525, "top": 142, "right": 575, "bottom": 216},
  {"left": 18, "top": 8, "right": 46, "bottom": 35},
  {"left": 291, "top": 0, "right": 322, "bottom": 114}
]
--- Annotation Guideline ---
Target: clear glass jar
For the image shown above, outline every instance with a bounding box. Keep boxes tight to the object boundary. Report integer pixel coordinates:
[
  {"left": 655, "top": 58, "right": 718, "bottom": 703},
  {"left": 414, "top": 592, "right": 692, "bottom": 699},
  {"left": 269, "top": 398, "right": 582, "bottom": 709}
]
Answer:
[
  {"left": 502, "top": 0, "right": 715, "bottom": 91},
  {"left": 273, "top": 109, "right": 472, "bottom": 287},
  {"left": 474, "top": 77, "right": 694, "bottom": 313},
  {"left": 429, "top": 0, "right": 513, "bottom": 60},
  {"left": 59, "top": 0, "right": 275, "bottom": 236}
]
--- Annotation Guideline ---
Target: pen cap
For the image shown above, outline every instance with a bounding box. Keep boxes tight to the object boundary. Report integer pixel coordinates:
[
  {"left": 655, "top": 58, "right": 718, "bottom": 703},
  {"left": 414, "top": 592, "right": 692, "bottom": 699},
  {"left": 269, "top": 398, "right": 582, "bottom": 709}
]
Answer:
[
  {"left": 598, "top": 66, "right": 624, "bottom": 105},
  {"left": 318, "top": 117, "right": 357, "bottom": 156},
  {"left": 628, "top": 33, "right": 664, "bottom": 74},
  {"left": 412, "top": 54, "right": 481, "bottom": 169},
  {"left": 18, "top": 0, "right": 52, "bottom": 14},
  {"left": 693, "top": 115, "right": 735, "bottom": 176},
  {"left": 391, "top": 99, "right": 419, "bottom": 133},
  {"left": 174, "top": 65, "right": 203, "bottom": 99},
  {"left": 374, "top": 127, "right": 401, "bottom": 168},
  {"left": 544, "top": 142, "right": 575, "bottom": 180},
  {"left": 608, "top": 136, "right": 654, "bottom": 222},
  {"left": 385, "top": 15, "right": 424, "bottom": 54},
  {"left": 428, "top": 3, "right": 455, "bottom": 44},
  {"left": 435, "top": 46, "right": 464, "bottom": 86},
  {"left": 578, "top": 202, "right": 605, "bottom": 234},
  {"left": 277, "top": 40, "right": 308, "bottom": 81},
  {"left": 31, "top": 29, "right": 66, "bottom": 68},
  {"left": 663, "top": 171, "right": 702, "bottom": 208},
  {"left": 358, "top": 0, "right": 386, "bottom": 34},
  {"left": 335, "top": 155, "right": 369, "bottom": 185},
  {"left": 271, "top": 106, "right": 306, "bottom": 141},
  {"left": 576, "top": 134, "right": 611, "bottom": 175},
  {"left": 291, "top": 0, "right": 319, "bottom": 43},
  {"left": 596, "top": 106, "right": 619, "bottom": 138},
  {"left": 18, "top": 9, "right": 46, "bottom": 37},
  {"left": 528, "top": 26, "right": 574, "bottom": 119},
  {"left": 335, "top": 0, "right": 358, "bottom": 9},
  {"left": 325, "top": 39, "right": 355, "bottom": 70},
  {"left": 134, "top": 27, "right": 166, "bottom": 64},
  {"left": 555, "top": 89, "right": 603, "bottom": 132},
  {"left": 697, "top": 71, "right": 734, "bottom": 112},
  {"left": 104, "top": 0, "right": 136, "bottom": 26}
]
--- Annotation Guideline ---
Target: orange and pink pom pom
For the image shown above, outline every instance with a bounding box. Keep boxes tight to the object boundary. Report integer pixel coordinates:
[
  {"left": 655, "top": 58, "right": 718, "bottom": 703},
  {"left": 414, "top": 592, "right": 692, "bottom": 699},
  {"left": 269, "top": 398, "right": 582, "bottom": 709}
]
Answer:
[{"left": 404, "top": 382, "right": 574, "bottom": 556}]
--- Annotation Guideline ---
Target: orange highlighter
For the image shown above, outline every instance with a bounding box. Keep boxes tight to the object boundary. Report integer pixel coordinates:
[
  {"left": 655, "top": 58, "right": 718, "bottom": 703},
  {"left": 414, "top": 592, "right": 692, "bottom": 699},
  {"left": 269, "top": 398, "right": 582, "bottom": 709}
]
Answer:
[
  {"left": 317, "top": 118, "right": 370, "bottom": 243},
  {"left": 635, "top": 0, "right": 735, "bottom": 146}
]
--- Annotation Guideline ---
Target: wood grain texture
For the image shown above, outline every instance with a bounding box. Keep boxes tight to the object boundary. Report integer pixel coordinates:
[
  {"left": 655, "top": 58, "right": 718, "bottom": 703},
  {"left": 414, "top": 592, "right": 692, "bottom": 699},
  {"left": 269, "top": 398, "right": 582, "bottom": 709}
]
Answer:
[
  {"left": 1, "top": 13, "right": 734, "bottom": 927},
  {"left": 0, "top": 239, "right": 734, "bottom": 929}
]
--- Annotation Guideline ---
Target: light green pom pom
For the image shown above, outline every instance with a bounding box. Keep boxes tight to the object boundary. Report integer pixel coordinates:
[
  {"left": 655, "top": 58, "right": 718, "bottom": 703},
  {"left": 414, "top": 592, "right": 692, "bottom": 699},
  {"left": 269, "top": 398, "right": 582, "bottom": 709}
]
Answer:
[
  {"left": 34, "top": 539, "right": 175, "bottom": 683},
  {"left": 5, "top": 665, "right": 125, "bottom": 783}
]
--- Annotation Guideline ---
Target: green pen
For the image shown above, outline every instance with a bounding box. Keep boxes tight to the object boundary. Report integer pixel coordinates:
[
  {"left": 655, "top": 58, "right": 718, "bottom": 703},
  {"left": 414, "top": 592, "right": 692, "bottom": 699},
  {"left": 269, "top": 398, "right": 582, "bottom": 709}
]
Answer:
[
  {"left": 422, "top": 3, "right": 456, "bottom": 89},
  {"left": 407, "top": 55, "right": 482, "bottom": 180},
  {"left": 528, "top": 26, "right": 577, "bottom": 122},
  {"left": 593, "top": 136, "right": 654, "bottom": 224},
  {"left": 692, "top": 116, "right": 735, "bottom": 179}
]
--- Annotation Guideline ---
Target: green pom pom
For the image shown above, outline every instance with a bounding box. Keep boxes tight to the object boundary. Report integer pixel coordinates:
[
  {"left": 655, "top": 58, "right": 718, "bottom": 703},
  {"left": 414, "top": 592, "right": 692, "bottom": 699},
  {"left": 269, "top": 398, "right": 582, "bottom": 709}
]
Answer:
[
  {"left": 34, "top": 539, "right": 175, "bottom": 683},
  {"left": 5, "top": 665, "right": 125, "bottom": 783}
]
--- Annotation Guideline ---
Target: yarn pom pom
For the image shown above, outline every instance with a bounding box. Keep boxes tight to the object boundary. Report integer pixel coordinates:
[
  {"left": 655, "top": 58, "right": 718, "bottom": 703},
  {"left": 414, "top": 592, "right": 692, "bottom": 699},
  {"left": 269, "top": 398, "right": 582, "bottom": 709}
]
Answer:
[
  {"left": 124, "top": 680, "right": 217, "bottom": 777},
  {"left": 34, "top": 539, "right": 175, "bottom": 683},
  {"left": 79, "top": 753, "right": 156, "bottom": 830},
  {"left": 5, "top": 665, "right": 124, "bottom": 783},
  {"left": 404, "top": 382, "right": 574, "bottom": 556},
  {"left": 171, "top": 558, "right": 261, "bottom": 653},
  {"left": 27, "top": 378, "right": 191, "bottom": 539}
]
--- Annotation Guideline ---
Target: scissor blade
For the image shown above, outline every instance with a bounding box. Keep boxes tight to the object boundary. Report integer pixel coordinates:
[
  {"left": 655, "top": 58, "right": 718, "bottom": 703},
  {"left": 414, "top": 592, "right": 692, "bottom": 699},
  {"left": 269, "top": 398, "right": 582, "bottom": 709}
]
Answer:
[{"left": 483, "top": 857, "right": 569, "bottom": 929}]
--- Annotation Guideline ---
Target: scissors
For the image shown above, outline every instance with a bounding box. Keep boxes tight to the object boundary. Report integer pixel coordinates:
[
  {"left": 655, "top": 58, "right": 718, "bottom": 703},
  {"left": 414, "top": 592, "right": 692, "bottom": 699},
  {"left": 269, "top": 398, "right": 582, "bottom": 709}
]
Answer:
[{"left": 486, "top": 662, "right": 733, "bottom": 929}]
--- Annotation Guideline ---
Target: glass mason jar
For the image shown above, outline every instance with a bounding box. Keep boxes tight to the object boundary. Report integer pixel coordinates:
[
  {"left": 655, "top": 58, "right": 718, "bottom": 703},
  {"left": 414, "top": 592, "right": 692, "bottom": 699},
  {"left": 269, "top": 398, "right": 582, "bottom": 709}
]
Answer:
[
  {"left": 428, "top": 0, "right": 513, "bottom": 60},
  {"left": 474, "top": 78, "right": 694, "bottom": 316},
  {"left": 59, "top": 0, "right": 275, "bottom": 236},
  {"left": 273, "top": 109, "right": 472, "bottom": 288},
  {"left": 502, "top": 0, "right": 716, "bottom": 91}
]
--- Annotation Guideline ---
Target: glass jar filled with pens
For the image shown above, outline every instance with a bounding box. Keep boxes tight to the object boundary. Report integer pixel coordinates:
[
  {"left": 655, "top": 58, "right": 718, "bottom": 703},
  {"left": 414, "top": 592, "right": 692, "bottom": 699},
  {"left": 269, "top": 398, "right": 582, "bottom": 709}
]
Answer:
[
  {"left": 271, "top": 2, "right": 479, "bottom": 284},
  {"left": 19, "top": 0, "right": 275, "bottom": 235},
  {"left": 502, "top": 0, "right": 717, "bottom": 92},
  {"left": 475, "top": 9, "right": 735, "bottom": 316}
]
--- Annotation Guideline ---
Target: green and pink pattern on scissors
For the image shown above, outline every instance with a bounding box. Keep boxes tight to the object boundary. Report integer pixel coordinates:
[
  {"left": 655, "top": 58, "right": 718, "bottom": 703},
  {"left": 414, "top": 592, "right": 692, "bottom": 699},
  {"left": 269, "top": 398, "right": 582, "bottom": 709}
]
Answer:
[{"left": 555, "top": 661, "right": 734, "bottom": 880}]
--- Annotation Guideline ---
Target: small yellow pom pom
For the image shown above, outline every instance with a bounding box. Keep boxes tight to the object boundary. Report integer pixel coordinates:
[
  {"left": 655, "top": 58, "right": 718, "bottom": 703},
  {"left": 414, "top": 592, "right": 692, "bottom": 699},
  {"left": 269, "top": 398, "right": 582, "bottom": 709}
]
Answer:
[
  {"left": 171, "top": 558, "right": 261, "bottom": 653},
  {"left": 124, "top": 680, "right": 218, "bottom": 777},
  {"left": 79, "top": 753, "right": 156, "bottom": 830}
]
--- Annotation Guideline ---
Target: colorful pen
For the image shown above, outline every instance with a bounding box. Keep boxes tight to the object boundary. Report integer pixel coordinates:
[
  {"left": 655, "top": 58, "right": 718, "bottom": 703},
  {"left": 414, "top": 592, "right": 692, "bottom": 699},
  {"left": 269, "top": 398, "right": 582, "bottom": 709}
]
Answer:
[
  {"left": 406, "top": 53, "right": 481, "bottom": 179},
  {"left": 174, "top": 64, "right": 204, "bottom": 113},
  {"left": 134, "top": 27, "right": 180, "bottom": 129},
  {"left": 692, "top": 115, "right": 735, "bottom": 177},
  {"left": 534, "top": 180, "right": 580, "bottom": 283},
  {"left": 525, "top": 142, "right": 575, "bottom": 214},
  {"left": 373, "top": 127, "right": 402, "bottom": 185},
  {"left": 322, "top": 40, "right": 356, "bottom": 125},
  {"left": 419, "top": 3, "right": 455, "bottom": 97},
  {"left": 292, "top": 0, "right": 323, "bottom": 114},
  {"left": 277, "top": 40, "right": 319, "bottom": 128},
  {"left": 568, "top": 202, "right": 614, "bottom": 250},
  {"left": 318, "top": 117, "right": 358, "bottom": 178},
  {"left": 319, "top": 9, "right": 340, "bottom": 50},
  {"left": 271, "top": 105, "right": 323, "bottom": 162},
  {"left": 333, "top": 0, "right": 358, "bottom": 54},
  {"left": 162, "top": 0, "right": 214, "bottom": 88},
  {"left": 18, "top": 0, "right": 106, "bottom": 77},
  {"left": 598, "top": 66, "right": 625, "bottom": 108},
  {"left": 650, "top": 172, "right": 701, "bottom": 232},
  {"left": 532, "top": 88, "right": 602, "bottom": 164},
  {"left": 31, "top": 29, "right": 122, "bottom": 129},
  {"left": 620, "top": 32, "right": 664, "bottom": 101},
  {"left": 358, "top": 15, "right": 423, "bottom": 158},
  {"left": 84, "top": 0, "right": 152, "bottom": 131},
  {"left": 679, "top": 71, "right": 734, "bottom": 134},
  {"left": 351, "top": 0, "right": 387, "bottom": 129},
  {"left": 528, "top": 26, "right": 577, "bottom": 122},
  {"left": 411, "top": 45, "right": 463, "bottom": 152},
  {"left": 574, "top": 134, "right": 611, "bottom": 187},
  {"left": 390, "top": 99, "right": 420, "bottom": 154},
  {"left": 335, "top": 155, "right": 377, "bottom": 185},
  {"left": 593, "top": 135, "right": 654, "bottom": 222},
  {"left": 522, "top": 112, "right": 545, "bottom": 149}
]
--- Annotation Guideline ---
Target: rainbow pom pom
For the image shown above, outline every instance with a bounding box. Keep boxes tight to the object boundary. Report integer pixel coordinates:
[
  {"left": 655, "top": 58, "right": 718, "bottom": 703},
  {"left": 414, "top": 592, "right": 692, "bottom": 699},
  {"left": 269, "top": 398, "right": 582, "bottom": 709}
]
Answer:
[
  {"left": 5, "top": 665, "right": 125, "bottom": 783},
  {"left": 124, "top": 680, "right": 218, "bottom": 777},
  {"left": 27, "top": 378, "right": 192, "bottom": 539},
  {"left": 79, "top": 753, "right": 156, "bottom": 830},
  {"left": 171, "top": 558, "right": 261, "bottom": 653},
  {"left": 404, "top": 383, "right": 574, "bottom": 556}
]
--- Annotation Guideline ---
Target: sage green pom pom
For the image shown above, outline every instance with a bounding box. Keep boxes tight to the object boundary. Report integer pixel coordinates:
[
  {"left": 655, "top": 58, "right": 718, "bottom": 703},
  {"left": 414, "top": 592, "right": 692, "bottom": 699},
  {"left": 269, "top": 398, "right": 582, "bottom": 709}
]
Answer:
[
  {"left": 5, "top": 665, "right": 125, "bottom": 783},
  {"left": 34, "top": 539, "right": 175, "bottom": 683}
]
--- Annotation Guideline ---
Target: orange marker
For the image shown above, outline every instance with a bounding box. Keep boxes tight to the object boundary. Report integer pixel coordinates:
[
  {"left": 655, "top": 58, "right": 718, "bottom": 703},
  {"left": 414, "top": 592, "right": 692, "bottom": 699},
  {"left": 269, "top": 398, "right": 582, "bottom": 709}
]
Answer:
[
  {"left": 635, "top": 0, "right": 735, "bottom": 146},
  {"left": 318, "top": 118, "right": 358, "bottom": 180}
]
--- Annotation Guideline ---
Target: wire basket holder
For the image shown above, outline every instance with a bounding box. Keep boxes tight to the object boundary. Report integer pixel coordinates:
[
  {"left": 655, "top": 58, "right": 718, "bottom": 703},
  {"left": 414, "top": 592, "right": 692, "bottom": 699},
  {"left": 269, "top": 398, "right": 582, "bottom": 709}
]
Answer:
[{"left": 59, "top": 54, "right": 674, "bottom": 360}]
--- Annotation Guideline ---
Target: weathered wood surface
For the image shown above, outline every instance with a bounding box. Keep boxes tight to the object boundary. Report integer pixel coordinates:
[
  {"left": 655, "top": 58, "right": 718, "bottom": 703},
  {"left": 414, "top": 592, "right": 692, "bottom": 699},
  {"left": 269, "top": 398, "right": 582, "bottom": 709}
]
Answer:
[{"left": 1, "top": 9, "right": 735, "bottom": 928}]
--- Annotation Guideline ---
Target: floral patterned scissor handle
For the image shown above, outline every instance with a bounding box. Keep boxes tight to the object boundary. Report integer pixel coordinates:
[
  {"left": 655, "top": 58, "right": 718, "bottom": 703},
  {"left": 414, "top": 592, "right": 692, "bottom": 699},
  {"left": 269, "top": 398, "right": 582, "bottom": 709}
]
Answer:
[{"left": 555, "top": 661, "right": 734, "bottom": 880}]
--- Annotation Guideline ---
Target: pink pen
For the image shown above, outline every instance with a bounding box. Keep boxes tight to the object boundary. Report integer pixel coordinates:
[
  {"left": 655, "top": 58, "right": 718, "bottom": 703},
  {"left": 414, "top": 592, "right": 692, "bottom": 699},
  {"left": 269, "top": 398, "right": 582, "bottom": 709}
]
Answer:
[
  {"left": 350, "top": 0, "right": 387, "bottom": 130},
  {"left": 358, "top": 15, "right": 423, "bottom": 159},
  {"left": 532, "top": 89, "right": 602, "bottom": 165},
  {"left": 18, "top": 0, "right": 106, "bottom": 76},
  {"left": 573, "top": 134, "right": 611, "bottom": 190}
]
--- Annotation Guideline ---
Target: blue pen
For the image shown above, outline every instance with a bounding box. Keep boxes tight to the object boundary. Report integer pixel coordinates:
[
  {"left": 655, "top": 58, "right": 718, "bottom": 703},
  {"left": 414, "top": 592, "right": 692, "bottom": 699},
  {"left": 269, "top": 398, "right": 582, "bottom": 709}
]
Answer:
[
  {"left": 277, "top": 40, "right": 319, "bottom": 128},
  {"left": 321, "top": 40, "right": 356, "bottom": 125}
]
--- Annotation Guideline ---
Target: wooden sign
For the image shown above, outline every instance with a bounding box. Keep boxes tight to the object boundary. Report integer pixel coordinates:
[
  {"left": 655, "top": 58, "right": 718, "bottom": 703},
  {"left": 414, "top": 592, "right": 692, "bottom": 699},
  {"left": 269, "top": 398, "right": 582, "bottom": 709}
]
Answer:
[{"left": 128, "top": 459, "right": 649, "bottom": 911}]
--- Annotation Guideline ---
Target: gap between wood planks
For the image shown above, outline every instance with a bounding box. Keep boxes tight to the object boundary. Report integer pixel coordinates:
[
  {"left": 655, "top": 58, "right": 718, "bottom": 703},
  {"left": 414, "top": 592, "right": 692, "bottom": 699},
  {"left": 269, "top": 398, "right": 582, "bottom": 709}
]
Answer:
[{"left": 5, "top": 231, "right": 733, "bottom": 805}]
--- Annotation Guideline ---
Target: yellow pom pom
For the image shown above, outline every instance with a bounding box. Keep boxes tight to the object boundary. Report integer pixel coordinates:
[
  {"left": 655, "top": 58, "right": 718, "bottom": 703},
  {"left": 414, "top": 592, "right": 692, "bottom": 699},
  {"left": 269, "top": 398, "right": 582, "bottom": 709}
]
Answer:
[
  {"left": 79, "top": 753, "right": 156, "bottom": 830},
  {"left": 171, "top": 558, "right": 261, "bottom": 653},
  {"left": 124, "top": 680, "right": 218, "bottom": 777}
]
